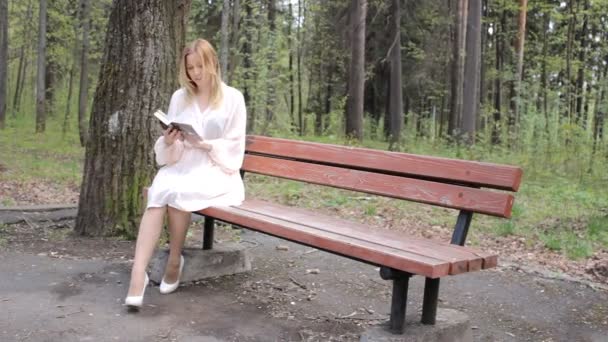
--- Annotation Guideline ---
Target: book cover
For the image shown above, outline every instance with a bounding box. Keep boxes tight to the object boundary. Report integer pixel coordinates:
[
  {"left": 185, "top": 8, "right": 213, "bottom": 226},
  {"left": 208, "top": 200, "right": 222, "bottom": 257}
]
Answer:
[{"left": 153, "top": 110, "right": 201, "bottom": 140}]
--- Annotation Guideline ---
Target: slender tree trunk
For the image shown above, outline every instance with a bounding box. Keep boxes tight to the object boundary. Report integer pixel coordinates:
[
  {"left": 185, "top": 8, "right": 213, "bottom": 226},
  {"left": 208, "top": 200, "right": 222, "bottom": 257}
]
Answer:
[
  {"left": 263, "top": 0, "right": 277, "bottom": 133},
  {"left": 462, "top": 0, "right": 481, "bottom": 145},
  {"left": 63, "top": 66, "right": 75, "bottom": 135},
  {"left": 35, "top": 0, "right": 48, "bottom": 133},
  {"left": 219, "top": 0, "right": 230, "bottom": 78},
  {"left": 592, "top": 58, "right": 607, "bottom": 155},
  {"left": 387, "top": 0, "right": 402, "bottom": 150},
  {"left": 12, "top": 1, "right": 33, "bottom": 116},
  {"left": 0, "top": 0, "right": 7, "bottom": 129},
  {"left": 345, "top": 0, "right": 366, "bottom": 141},
  {"left": 297, "top": 0, "right": 304, "bottom": 136},
  {"left": 508, "top": 0, "right": 526, "bottom": 144},
  {"left": 288, "top": 2, "right": 294, "bottom": 130},
  {"left": 492, "top": 6, "right": 505, "bottom": 145},
  {"left": 75, "top": 0, "right": 191, "bottom": 237},
  {"left": 575, "top": 0, "right": 588, "bottom": 126},
  {"left": 227, "top": 0, "right": 240, "bottom": 83},
  {"left": 541, "top": 10, "right": 549, "bottom": 137},
  {"left": 242, "top": 0, "right": 254, "bottom": 133},
  {"left": 449, "top": 0, "right": 467, "bottom": 138},
  {"left": 65, "top": 0, "right": 83, "bottom": 136},
  {"left": 564, "top": 0, "right": 575, "bottom": 123},
  {"left": 78, "top": 0, "right": 91, "bottom": 146}
]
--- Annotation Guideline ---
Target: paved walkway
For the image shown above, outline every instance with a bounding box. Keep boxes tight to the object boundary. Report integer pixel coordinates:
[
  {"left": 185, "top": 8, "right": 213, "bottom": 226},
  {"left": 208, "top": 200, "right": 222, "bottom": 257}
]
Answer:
[{"left": 0, "top": 208, "right": 607, "bottom": 341}]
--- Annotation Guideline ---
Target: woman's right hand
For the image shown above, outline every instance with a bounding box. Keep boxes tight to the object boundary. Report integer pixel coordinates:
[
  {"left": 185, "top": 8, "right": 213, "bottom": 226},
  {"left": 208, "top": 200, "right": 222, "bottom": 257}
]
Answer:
[{"left": 163, "top": 126, "right": 183, "bottom": 146}]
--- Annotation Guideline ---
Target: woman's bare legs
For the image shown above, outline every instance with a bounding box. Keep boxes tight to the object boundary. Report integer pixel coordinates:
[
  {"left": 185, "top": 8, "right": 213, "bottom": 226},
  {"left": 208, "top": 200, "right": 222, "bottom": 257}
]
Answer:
[
  {"left": 127, "top": 207, "right": 166, "bottom": 297},
  {"left": 163, "top": 206, "right": 191, "bottom": 284}
]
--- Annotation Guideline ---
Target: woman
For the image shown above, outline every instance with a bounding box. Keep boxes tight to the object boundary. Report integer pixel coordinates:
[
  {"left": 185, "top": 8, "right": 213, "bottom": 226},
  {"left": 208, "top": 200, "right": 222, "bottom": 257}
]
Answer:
[{"left": 125, "top": 38, "right": 246, "bottom": 309}]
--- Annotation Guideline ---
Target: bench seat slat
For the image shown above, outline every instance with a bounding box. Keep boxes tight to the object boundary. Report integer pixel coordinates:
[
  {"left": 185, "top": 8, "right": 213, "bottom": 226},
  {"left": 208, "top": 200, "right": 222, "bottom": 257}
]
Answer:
[
  {"left": 201, "top": 205, "right": 451, "bottom": 278},
  {"left": 237, "top": 200, "right": 494, "bottom": 273},
  {"left": 246, "top": 135, "right": 523, "bottom": 191},
  {"left": 242, "top": 155, "right": 515, "bottom": 218},
  {"left": 200, "top": 200, "right": 498, "bottom": 278}
]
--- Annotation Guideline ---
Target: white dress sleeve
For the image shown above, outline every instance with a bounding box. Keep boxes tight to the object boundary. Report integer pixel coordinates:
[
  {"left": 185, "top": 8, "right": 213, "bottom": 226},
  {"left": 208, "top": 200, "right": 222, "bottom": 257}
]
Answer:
[
  {"left": 206, "top": 91, "right": 247, "bottom": 174},
  {"left": 154, "top": 90, "right": 185, "bottom": 166}
]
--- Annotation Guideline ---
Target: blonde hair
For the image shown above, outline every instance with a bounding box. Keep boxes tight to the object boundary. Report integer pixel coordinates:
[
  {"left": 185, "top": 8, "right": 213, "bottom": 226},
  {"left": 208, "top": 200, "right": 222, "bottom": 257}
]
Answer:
[{"left": 178, "top": 39, "right": 223, "bottom": 108}]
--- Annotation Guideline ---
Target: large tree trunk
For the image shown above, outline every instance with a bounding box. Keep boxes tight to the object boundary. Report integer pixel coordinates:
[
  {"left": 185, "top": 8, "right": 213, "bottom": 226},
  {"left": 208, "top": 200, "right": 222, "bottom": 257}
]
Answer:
[
  {"left": 345, "top": 0, "right": 366, "bottom": 141},
  {"left": 35, "top": 0, "right": 48, "bottom": 133},
  {"left": 448, "top": 0, "right": 467, "bottom": 138},
  {"left": 0, "top": 0, "right": 7, "bottom": 129},
  {"left": 219, "top": 0, "right": 230, "bottom": 78},
  {"left": 75, "top": 0, "right": 191, "bottom": 237},
  {"left": 387, "top": 0, "right": 402, "bottom": 150},
  {"left": 78, "top": 0, "right": 91, "bottom": 147}
]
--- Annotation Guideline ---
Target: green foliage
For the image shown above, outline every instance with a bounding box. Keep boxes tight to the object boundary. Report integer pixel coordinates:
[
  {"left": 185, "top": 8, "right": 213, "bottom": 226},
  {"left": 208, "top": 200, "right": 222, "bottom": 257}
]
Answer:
[{"left": 0, "top": 110, "right": 83, "bottom": 185}]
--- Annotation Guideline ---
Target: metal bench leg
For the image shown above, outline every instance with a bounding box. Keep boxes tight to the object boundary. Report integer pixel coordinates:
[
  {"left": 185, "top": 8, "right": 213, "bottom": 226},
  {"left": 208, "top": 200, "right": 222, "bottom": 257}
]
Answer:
[
  {"left": 203, "top": 217, "right": 215, "bottom": 250},
  {"left": 421, "top": 277, "right": 440, "bottom": 324},
  {"left": 380, "top": 267, "right": 412, "bottom": 334}
]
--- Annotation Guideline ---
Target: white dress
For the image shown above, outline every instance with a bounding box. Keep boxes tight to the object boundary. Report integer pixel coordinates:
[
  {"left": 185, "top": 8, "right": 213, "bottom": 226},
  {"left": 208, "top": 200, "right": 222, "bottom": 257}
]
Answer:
[{"left": 146, "top": 84, "right": 246, "bottom": 211}]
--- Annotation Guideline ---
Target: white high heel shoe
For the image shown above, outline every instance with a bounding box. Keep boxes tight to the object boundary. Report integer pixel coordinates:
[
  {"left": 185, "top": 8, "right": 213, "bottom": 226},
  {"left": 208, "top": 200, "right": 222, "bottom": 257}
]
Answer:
[
  {"left": 160, "top": 255, "right": 184, "bottom": 295},
  {"left": 124, "top": 273, "right": 149, "bottom": 308}
]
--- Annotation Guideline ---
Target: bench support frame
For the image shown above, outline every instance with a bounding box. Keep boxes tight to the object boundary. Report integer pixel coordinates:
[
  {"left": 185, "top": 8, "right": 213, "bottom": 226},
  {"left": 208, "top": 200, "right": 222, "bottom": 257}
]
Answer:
[
  {"left": 380, "top": 267, "right": 412, "bottom": 334},
  {"left": 203, "top": 217, "right": 215, "bottom": 250},
  {"left": 420, "top": 210, "right": 474, "bottom": 326}
]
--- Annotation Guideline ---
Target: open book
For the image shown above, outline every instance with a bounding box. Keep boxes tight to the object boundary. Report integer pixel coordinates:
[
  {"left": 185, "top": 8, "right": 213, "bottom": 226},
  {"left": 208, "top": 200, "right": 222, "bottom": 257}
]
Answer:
[{"left": 154, "top": 110, "right": 201, "bottom": 140}]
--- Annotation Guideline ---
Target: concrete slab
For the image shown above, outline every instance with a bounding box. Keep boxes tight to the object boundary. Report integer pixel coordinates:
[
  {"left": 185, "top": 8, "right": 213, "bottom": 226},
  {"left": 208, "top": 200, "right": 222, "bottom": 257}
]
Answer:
[
  {"left": 148, "top": 244, "right": 252, "bottom": 284},
  {"left": 359, "top": 309, "right": 472, "bottom": 342}
]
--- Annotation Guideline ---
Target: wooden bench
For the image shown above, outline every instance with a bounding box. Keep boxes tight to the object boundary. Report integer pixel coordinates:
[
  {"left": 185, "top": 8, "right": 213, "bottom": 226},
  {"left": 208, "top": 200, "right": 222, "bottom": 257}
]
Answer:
[{"left": 197, "top": 135, "right": 523, "bottom": 334}]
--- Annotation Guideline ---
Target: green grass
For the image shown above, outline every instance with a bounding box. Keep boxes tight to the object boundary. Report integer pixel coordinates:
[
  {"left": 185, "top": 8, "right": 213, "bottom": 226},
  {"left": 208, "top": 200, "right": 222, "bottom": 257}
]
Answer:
[
  {"left": 0, "top": 113, "right": 84, "bottom": 185},
  {"left": 1, "top": 114, "right": 606, "bottom": 261}
]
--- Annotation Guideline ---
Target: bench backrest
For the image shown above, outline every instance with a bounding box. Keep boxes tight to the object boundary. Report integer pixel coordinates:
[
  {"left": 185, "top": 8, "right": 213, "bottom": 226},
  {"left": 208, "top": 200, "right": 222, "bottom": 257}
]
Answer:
[{"left": 243, "top": 135, "right": 522, "bottom": 218}]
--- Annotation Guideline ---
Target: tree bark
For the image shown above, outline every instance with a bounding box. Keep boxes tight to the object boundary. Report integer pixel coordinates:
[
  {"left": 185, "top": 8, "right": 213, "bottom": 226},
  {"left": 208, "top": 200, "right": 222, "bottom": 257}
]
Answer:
[
  {"left": 0, "top": 0, "right": 7, "bottom": 129},
  {"left": 345, "top": 0, "right": 366, "bottom": 141},
  {"left": 462, "top": 0, "right": 481, "bottom": 145},
  {"left": 387, "top": 0, "right": 402, "bottom": 150},
  {"left": 75, "top": 0, "right": 191, "bottom": 237},
  {"left": 219, "top": 0, "right": 230, "bottom": 79},
  {"left": 227, "top": 0, "right": 240, "bottom": 83},
  {"left": 35, "top": 0, "right": 47, "bottom": 133}
]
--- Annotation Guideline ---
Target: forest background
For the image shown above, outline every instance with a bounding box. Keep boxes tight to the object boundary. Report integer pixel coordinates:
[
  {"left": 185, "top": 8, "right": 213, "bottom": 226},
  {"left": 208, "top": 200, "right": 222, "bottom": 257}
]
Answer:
[{"left": 0, "top": 0, "right": 606, "bottom": 278}]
